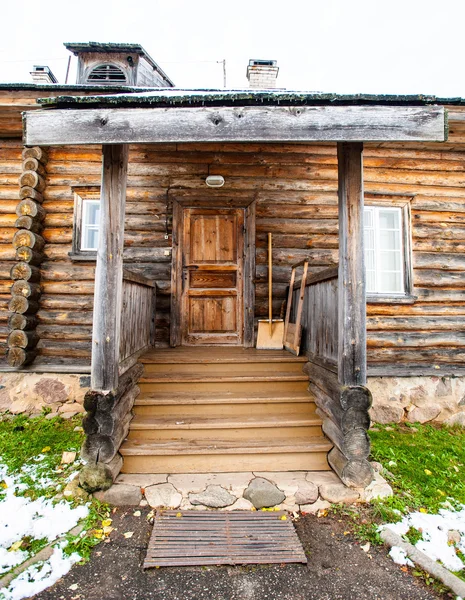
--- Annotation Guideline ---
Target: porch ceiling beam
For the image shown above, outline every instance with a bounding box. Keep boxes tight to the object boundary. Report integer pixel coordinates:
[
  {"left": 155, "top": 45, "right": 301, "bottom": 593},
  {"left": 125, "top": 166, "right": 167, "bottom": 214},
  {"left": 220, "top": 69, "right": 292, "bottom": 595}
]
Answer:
[{"left": 23, "top": 105, "right": 447, "bottom": 146}]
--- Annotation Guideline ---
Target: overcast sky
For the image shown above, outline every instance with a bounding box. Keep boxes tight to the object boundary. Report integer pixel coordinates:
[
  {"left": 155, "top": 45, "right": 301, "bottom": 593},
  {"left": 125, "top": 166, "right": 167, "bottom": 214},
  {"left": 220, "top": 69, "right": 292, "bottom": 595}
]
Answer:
[{"left": 1, "top": 0, "right": 463, "bottom": 97}]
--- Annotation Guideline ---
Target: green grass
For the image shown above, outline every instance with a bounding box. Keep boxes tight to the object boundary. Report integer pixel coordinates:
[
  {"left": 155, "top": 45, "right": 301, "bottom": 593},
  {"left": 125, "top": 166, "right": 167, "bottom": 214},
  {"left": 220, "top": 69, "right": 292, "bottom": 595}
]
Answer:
[
  {"left": 0, "top": 413, "right": 110, "bottom": 576},
  {"left": 370, "top": 423, "right": 465, "bottom": 513}
]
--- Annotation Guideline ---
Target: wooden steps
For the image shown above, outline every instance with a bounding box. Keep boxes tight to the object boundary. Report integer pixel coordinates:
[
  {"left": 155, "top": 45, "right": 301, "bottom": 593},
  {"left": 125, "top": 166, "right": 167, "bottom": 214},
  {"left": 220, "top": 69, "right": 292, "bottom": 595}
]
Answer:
[{"left": 120, "top": 347, "right": 332, "bottom": 474}]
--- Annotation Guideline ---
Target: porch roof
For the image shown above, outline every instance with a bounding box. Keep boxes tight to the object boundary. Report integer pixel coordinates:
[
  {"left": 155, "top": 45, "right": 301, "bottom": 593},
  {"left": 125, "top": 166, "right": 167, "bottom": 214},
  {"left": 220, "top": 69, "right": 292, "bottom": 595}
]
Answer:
[{"left": 36, "top": 88, "right": 465, "bottom": 109}]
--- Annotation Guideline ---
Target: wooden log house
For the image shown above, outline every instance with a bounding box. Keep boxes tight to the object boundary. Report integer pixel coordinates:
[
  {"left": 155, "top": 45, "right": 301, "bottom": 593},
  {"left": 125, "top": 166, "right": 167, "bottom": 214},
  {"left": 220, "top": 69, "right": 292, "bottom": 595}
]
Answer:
[{"left": 1, "top": 42, "right": 463, "bottom": 490}]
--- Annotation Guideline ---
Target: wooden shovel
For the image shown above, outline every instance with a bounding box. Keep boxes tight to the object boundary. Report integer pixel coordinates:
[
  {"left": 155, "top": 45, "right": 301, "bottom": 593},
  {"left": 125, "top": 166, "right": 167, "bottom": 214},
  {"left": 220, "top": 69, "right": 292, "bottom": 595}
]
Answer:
[{"left": 256, "top": 233, "right": 284, "bottom": 349}]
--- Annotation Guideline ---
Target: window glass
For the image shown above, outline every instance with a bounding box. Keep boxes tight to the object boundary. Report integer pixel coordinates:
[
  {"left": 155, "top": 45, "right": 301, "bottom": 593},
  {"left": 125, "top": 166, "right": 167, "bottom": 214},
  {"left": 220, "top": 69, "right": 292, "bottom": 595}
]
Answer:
[
  {"left": 81, "top": 199, "right": 100, "bottom": 251},
  {"left": 364, "top": 206, "right": 404, "bottom": 294}
]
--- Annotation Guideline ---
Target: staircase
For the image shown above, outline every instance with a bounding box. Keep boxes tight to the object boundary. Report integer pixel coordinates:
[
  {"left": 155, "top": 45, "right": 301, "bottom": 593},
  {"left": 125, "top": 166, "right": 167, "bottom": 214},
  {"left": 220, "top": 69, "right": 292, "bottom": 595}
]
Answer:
[{"left": 119, "top": 347, "right": 332, "bottom": 473}]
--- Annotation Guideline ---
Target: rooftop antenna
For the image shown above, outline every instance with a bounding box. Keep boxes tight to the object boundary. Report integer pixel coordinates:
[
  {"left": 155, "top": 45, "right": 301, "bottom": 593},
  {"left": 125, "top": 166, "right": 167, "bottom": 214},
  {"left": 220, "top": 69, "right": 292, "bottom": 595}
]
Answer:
[{"left": 217, "top": 59, "right": 226, "bottom": 88}]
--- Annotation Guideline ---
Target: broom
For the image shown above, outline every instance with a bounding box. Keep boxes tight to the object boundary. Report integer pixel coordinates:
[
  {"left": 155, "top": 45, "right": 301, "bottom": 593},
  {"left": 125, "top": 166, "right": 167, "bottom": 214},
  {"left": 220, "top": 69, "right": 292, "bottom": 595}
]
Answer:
[{"left": 256, "top": 233, "right": 284, "bottom": 349}]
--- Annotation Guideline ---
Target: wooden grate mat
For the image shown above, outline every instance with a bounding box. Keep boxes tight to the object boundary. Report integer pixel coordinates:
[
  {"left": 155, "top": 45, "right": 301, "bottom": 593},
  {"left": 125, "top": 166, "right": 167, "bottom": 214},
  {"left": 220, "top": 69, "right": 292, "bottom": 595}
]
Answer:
[{"left": 144, "top": 510, "right": 307, "bottom": 568}]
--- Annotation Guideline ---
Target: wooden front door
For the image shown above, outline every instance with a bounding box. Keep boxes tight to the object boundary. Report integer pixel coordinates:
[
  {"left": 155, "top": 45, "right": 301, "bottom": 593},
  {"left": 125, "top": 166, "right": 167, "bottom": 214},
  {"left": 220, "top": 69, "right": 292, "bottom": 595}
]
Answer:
[{"left": 180, "top": 207, "right": 244, "bottom": 345}]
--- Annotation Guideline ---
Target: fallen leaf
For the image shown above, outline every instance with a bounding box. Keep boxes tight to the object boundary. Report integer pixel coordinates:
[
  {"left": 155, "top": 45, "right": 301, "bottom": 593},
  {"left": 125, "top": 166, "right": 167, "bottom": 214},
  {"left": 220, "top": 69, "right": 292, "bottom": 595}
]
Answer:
[
  {"left": 361, "top": 542, "right": 371, "bottom": 553},
  {"left": 0, "top": 481, "right": 7, "bottom": 489},
  {"left": 61, "top": 451, "right": 76, "bottom": 465},
  {"left": 133, "top": 511, "right": 141, "bottom": 517},
  {"left": 419, "top": 508, "right": 428, "bottom": 514},
  {"left": 279, "top": 515, "right": 287, "bottom": 521},
  {"left": 147, "top": 511, "right": 154, "bottom": 520},
  {"left": 317, "top": 509, "right": 328, "bottom": 518},
  {"left": 93, "top": 529, "right": 105, "bottom": 539},
  {"left": 123, "top": 531, "right": 134, "bottom": 539},
  {"left": 401, "top": 566, "right": 408, "bottom": 572},
  {"left": 41, "top": 446, "right": 51, "bottom": 453},
  {"left": 8, "top": 540, "right": 22, "bottom": 552},
  {"left": 176, "top": 512, "right": 182, "bottom": 518},
  {"left": 69, "top": 584, "right": 78, "bottom": 591},
  {"left": 103, "top": 526, "right": 114, "bottom": 535},
  {"left": 343, "top": 531, "right": 350, "bottom": 536},
  {"left": 101, "top": 519, "right": 112, "bottom": 528},
  {"left": 424, "top": 469, "right": 432, "bottom": 476}
]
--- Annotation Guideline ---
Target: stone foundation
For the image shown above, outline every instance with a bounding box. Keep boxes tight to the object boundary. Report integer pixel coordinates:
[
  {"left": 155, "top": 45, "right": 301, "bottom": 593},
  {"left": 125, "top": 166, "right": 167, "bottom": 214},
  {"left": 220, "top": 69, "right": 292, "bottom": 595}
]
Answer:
[
  {"left": 0, "top": 372, "right": 90, "bottom": 418},
  {"left": 369, "top": 375, "right": 465, "bottom": 426},
  {"left": 94, "top": 467, "right": 393, "bottom": 510}
]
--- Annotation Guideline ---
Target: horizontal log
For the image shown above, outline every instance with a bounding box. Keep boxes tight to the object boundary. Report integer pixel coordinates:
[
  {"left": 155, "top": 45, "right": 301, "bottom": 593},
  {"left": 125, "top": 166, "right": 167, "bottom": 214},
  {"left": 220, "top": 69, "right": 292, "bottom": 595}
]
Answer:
[
  {"left": 317, "top": 408, "right": 370, "bottom": 460},
  {"left": 83, "top": 363, "right": 144, "bottom": 413},
  {"left": 22, "top": 146, "right": 48, "bottom": 163},
  {"left": 6, "top": 347, "right": 37, "bottom": 367},
  {"left": 81, "top": 411, "right": 133, "bottom": 464},
  {"left": 367, "top": 331, "right": 465, "bottom": 348},
  {"left": 11, "top": 280, "right": 41, "bottom": 300},
  {"left": 15, "top": 246, "right": 44, "bottom": 266},
  {"left": 8, "top": 313, "right": 38, "bottom": 331},
  {"left": 40, "top": 294, "right": 94, "bottom": 310},
  {"left": 367, "top": 316, "right": 465, "bottom": 330},
  {"left": 13, "top": 230, "right": 45, "bottom": 251},
  {"left": 10, "top": 262, "right": 40, "bottom": 282},
  {"left": 94, "top": 385, "right": 140, "bottom": 436},
  {"left": 256, "top": 247, "right": 337, "bottom": 267},
  {"left": 303, "top": 360, "right": 341, "bottom": 403},
  {"left": 7, "top": 329, "right": 39, "bottom": 349},
  {"left": 24, "top": 105, "right": 447, "bottom": 145},
  {"left": 367, "top": 347, "right": 465, "bottom": 363},
  {"left": 37, "top": 310, "right": 93, "bottom": 325},
  {"left": 414, "top": 252, "right": 465, "bottom": 271},
  {"left": 122, "top": 268, "right": 155, "bottom": 287},
  {"left": 19, "top": 186, "right": 43, "bottom": 202},
  {"left": 8, "top": 295, "right": 39, "bottom": 314},
  {"left": 327, "top": 446, "right": 374, "bottom": 488},
  {"left": 41, "top": 281, "right": 94, "bottom": 295},
  {"left": 37, "top": 324, "right": 92, "bottom": 340},
  {"left": 309, "top": 382, "right": 370, "bottom": 434},
  {"left": 19, "top": 171, "right": 46, "bottom": 192},
  {"left": 22, "top": 158, "right": 46, "bottom": 176}
]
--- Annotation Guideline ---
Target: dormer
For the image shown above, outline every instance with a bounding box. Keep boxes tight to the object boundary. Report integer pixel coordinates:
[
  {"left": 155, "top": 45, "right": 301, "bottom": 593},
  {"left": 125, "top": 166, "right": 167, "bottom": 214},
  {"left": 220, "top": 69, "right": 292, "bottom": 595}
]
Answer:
[{"left": 64, "top": 42, "right": 174, "bottom": 87}]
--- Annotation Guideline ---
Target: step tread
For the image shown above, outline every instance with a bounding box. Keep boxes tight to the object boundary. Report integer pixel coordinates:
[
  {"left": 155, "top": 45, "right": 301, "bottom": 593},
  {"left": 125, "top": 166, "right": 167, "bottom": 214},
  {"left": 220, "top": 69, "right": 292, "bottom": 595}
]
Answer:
[
  {"left": 141, "top": 348, "right": 306, "bottom": 364},
  {"left": 130, "top": 415, "right": 322, "bottom": 430},
  {"left": 120, "top": 437, "right": 332, "bottom": 456},
  {"left": 135, "top": 391, "right": 314, "bottom": 405},
  {"left": 139, "top": 371, "right": 308, "bottom": 383}
]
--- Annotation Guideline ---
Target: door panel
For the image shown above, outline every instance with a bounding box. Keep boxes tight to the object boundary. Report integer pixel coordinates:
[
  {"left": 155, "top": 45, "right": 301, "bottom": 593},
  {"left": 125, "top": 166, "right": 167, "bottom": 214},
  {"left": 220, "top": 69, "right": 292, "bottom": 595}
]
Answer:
[{"left": 181, "top": 208, "right": 244, "bottom": 345}]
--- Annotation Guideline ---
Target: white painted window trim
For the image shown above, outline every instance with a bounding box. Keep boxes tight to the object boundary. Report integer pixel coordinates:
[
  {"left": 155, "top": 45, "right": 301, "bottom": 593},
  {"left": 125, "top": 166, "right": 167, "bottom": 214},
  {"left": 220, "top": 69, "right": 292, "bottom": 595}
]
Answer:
[
  {"left": 80, "top": 199, "right": 100, "bottom": 251},
  {"left": 70, "top": 188, "right": 100, "bottom": 260},
  {"left": 364, "top": 196, "right": 414, "bottom": 302}
]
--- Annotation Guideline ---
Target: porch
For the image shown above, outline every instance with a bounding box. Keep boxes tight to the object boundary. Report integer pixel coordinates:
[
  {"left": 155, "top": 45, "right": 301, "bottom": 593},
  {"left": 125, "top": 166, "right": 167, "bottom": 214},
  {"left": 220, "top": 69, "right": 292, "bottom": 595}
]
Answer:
[{"left": 20, "top": 91, "right": 447, "bottom": 491}]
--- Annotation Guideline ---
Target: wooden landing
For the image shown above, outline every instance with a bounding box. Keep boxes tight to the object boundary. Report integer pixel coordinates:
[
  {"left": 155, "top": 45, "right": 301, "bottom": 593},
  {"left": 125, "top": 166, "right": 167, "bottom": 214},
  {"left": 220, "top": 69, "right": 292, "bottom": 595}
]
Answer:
[{"left": 121, "top": 347, "right": 332, "bottom": 474}]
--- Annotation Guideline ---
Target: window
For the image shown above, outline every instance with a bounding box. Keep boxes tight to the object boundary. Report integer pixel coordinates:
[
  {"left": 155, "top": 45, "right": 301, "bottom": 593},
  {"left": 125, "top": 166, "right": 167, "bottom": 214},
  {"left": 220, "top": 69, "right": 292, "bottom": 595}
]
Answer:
[
  {"left": 81, "top": 199, "right": 100, "bottom": 251},
  {"left": 71, "top": 190, "right": 100, "bottom": 259},
  {"left": 364, "top": 201, "right": 413, "bottom": 298},
  {"left": 87, "top": 64, "right": 127, "bottom": 83}
]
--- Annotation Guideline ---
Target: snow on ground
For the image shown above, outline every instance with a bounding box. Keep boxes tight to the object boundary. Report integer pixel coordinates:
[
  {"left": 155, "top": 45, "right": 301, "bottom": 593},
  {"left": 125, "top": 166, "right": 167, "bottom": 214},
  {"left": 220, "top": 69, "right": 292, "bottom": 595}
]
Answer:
[
  {"left": 382, "top": 505, "right": 465, "bottom": 572},
  {"left": 0, "top": 459, "right": 89, "bottom": 600},
  {"left": 1, "top": 544, "right": 81, "bottom": 600}
]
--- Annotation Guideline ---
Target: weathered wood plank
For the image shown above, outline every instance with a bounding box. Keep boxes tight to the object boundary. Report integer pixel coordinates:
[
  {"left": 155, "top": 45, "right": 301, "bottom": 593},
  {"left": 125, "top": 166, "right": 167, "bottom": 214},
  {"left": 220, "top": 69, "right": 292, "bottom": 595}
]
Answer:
[
  {"left": 91, "top": 144, "right": 128, "bottom": 392},
  {"left": 337, "top": 142, "right": 366, "bottom": 386},
  {"left": 24, "top": 105, "right": 447, "bottom": 146}
]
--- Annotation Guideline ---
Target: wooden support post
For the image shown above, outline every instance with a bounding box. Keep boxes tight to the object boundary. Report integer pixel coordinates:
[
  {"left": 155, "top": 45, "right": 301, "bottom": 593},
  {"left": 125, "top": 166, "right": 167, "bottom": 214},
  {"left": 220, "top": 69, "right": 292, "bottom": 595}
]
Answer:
[
  {"left": 91, "top": 144, "right": 128, "bottom": 392},
  {"left": 337, "top": 142, "right": 366, "bottom": 387}
]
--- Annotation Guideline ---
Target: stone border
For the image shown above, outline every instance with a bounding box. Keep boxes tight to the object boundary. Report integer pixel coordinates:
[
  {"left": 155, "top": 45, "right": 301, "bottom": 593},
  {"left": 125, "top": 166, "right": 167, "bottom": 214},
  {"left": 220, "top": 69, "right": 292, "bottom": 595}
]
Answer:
[{"left": 94, "top": 464, "right": 393, "bottom": 511}]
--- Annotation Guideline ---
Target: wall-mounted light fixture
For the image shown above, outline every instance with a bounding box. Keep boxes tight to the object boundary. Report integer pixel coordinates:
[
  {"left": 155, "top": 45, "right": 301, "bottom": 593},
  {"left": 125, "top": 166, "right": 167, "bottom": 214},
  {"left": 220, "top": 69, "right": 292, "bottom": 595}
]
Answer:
[{"left": 205, "top": 175, "right": 225, "bottom": 188}]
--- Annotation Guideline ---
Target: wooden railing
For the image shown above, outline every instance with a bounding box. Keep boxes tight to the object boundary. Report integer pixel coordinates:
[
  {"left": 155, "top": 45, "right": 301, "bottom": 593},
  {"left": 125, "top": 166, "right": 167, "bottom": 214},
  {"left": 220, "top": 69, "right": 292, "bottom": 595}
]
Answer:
[
  {"left": 119, "top": 268, "right": 156, "bottom": 369},
  {"left": 291, "top": 266, "right": 339, "bottom": 370}
]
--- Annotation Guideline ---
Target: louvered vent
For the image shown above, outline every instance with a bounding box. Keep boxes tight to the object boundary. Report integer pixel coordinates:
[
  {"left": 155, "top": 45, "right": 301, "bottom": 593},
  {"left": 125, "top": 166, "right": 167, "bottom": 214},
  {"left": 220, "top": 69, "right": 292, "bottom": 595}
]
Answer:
[{"left": 87, "top": 64, "right": 127, "bottom": 83}]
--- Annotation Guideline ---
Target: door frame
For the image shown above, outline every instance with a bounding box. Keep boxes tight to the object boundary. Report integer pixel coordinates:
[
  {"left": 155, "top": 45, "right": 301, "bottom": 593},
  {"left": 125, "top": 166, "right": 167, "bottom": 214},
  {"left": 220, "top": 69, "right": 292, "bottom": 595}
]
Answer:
[{"left": 170, "top": 195, "right": 256, "bottom": 347}]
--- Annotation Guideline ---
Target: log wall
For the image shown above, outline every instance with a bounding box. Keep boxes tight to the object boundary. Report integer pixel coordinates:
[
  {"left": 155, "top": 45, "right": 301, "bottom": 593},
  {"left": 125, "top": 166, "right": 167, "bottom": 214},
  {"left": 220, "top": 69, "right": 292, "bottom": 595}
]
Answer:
[{"left": 1, "top": 93, "right": 465, "bottom": 371}]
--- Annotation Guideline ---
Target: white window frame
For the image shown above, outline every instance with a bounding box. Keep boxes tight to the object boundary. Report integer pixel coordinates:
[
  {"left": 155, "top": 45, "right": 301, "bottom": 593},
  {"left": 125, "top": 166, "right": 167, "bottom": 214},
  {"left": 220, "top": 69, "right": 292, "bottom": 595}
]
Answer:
[
  {"left": 80, "top": 199, "right": 100, "bottom": 251},
  {"left": 364, "top": 196, "right": 414, "bottom": 302},
  {"left": 71, "top": 189, "right": 100, "bottom": 259}
]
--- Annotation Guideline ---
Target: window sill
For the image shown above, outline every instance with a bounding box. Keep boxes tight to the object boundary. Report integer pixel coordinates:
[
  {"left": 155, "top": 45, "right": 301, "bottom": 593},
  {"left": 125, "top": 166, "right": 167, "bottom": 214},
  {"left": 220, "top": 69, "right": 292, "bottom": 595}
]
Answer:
[
  {"left": 367, "top": 294, "right": 417, "bottom": 305},
  {"left": 68, "top": 252, "right": 97, "bottom": 262}
]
